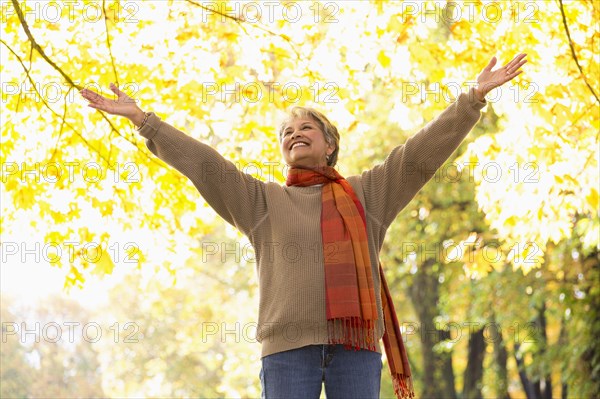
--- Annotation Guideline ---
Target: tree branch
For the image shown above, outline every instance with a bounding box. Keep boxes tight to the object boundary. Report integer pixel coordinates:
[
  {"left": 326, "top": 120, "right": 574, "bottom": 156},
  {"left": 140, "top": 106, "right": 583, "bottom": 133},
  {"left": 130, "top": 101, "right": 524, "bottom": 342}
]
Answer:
[
  {"left": 50, "top": 88, "right": 69, "bottom": 162},
  {"left": 4, "top": 6, "right": 180, "bottom": 212},
  {"left": 184, "top": 0, "right": 304, "bottom": 66},
  {"left": 558, "top": 0, "right": 599, "bottom": 103},
  {"left": 9, "top": 0, "right": 159, "bottom": 161},
  {"left": 1, "top": 38, "right": 110, "bottom": 164},
  {"left": 102, "top": 0, "right": 120, "bottom": 87},
  {"left": 10, "top": 0, "right": 75, "bottom": 89}
]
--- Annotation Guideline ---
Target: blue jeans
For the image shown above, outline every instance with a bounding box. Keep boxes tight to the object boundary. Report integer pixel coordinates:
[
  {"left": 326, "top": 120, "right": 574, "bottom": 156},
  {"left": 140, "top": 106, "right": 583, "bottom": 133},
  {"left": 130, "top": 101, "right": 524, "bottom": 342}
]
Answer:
[{"left": 260, "top": 344, "right": 382, "bottom": 399}]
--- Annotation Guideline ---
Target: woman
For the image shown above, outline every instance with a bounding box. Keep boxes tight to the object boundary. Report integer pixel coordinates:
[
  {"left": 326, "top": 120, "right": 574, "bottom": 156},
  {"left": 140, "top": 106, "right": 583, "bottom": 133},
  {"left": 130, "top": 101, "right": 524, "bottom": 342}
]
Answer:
[{"left": 80, "top": 53, "right": 526, "bottom": 399}]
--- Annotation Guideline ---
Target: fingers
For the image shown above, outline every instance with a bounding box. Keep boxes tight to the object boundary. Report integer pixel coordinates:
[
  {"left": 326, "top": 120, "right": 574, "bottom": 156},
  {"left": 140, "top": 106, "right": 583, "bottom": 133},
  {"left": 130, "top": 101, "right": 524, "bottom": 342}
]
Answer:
[
  {"left": 79, "top": 88, "right": 109, "bottom": 109},
  {"left": 79, "top": 85, "right": 119, "bottom": 107},
  {"left": 484, "top": 56, "right": 497, "bottom": 72},
  {"left": 504, "top": 53, "right": 527, "bottom": 71},
  {"left": 79, "top": 84, "right": 121, "bottom": 100},
  {"left": 80, "top": 89, "right": 102, "bottom": 103},
  {"left": 109, "top": 82, "right": 123, "bottom": 96},
  {"left": 79, "top": 88, "right": 100, "bottom": 100},
  {"left": 508, "top": 69, "right": 524, "bottom": 80},
  {"left": 502, "top": 66, "right": 525, "bottom": 85},
  {"left": 504, "top": 53, "right": 524, "bottom": 69},
  {"left": 507, "top": 59, "right": 527, "bottom": 76},
  {"left": 79, "top": 88, "right": 108, "bottom": 113}
]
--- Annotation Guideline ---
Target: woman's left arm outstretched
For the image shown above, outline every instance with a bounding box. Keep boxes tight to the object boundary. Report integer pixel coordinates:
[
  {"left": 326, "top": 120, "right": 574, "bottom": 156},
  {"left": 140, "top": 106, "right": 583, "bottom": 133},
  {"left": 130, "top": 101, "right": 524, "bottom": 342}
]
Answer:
[{"left": 360, "top": 53, "right": 527, "bottom": 231}]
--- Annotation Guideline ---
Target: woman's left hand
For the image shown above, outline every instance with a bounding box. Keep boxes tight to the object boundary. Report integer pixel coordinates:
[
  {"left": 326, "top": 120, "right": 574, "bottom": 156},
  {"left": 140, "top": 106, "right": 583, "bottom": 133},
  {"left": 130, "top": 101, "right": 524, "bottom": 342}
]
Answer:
[{"left": 475, "top": 53, "right": 527, "bottom": 101}]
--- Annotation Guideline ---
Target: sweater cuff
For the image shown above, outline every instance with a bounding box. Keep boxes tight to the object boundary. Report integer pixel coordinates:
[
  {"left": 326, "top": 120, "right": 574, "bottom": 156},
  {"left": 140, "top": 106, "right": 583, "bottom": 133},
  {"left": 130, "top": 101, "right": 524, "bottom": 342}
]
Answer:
[
  {"left": 467, "top": 87, "right": 488, "bottom": 111},
  {"left": 137, "top": 112, "right": 161, "bottom": 140}
]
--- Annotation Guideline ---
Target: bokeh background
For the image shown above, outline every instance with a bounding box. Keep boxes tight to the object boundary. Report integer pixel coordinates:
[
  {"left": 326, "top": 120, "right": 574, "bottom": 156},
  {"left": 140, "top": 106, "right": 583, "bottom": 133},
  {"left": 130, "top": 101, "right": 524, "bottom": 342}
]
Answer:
[{"left": 1, "top": 0, "right": 598, "bottom": 398}]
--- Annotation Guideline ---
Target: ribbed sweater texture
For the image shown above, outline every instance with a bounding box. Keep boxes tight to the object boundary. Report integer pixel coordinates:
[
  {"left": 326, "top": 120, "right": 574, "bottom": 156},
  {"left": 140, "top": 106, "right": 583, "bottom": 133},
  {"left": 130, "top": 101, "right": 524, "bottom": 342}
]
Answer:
[{"left": 137, "top": 88, "right": 487, "bottom": 357}]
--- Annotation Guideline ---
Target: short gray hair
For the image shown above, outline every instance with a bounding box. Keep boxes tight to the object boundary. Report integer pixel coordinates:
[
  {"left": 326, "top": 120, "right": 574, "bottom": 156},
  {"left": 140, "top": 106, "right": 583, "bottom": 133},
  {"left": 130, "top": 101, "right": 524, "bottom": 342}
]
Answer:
[{"left": 278, "top": 106, "right": 340, "bottom": 167}]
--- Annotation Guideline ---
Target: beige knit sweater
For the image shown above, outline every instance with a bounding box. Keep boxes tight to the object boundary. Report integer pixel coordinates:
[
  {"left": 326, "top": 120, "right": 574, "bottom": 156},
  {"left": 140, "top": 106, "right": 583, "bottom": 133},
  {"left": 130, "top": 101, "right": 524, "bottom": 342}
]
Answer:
[{"left": 137, "top": 88, "right": 487, "bottom": 357}]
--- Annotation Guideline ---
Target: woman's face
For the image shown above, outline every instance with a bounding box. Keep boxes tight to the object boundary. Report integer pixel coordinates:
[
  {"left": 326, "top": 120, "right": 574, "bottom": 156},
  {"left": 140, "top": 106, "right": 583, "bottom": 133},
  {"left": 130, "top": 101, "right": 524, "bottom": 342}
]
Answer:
[{"left": 280, "top": 117, "right": 335, "bottom": 169}]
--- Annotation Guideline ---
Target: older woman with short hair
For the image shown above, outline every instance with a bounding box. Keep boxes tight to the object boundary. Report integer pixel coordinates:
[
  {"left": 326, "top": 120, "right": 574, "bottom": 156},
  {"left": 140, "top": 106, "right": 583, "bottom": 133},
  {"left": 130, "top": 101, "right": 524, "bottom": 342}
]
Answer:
[{"left": 80, "top": 53, "right": 526, "bottom": 399}]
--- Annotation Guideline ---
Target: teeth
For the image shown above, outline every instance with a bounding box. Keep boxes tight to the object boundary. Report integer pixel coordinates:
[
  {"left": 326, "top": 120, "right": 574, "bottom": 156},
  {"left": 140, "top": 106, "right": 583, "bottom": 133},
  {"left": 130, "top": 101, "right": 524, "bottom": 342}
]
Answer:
[{"left": 292, "top": 143, "right": 308, "bottom": 149}]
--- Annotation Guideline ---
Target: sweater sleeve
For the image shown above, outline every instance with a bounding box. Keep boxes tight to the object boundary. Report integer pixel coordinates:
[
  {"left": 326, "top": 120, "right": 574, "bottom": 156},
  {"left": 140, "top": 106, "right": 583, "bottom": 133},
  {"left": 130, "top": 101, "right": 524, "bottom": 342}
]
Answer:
[
  {"left": 359, "top": 87, "right": 487, "bottom": 232},
  {"left": 137, "top": 112, "right": 267, "bottom": 240}
]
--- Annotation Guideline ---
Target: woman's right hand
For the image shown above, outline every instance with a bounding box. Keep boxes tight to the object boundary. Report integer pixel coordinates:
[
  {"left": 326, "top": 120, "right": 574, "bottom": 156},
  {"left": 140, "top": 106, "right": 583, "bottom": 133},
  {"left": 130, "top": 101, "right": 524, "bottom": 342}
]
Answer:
[{"left": 79, "top": 82, "right": 146, "bottom": 127}]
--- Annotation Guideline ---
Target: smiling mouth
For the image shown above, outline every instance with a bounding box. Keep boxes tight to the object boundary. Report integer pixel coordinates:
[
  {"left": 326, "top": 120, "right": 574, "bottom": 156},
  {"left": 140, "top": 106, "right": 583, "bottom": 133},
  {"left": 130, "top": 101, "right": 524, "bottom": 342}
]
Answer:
[{"left": 290, "top": 143, "right": 309, "bottom": 150}]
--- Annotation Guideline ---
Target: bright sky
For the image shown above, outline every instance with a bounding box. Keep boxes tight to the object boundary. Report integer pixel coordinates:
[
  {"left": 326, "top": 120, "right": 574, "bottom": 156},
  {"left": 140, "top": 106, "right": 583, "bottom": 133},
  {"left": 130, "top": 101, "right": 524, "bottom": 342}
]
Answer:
[{"left": 1, "top": 206, "right": 158, "bottom": 308}]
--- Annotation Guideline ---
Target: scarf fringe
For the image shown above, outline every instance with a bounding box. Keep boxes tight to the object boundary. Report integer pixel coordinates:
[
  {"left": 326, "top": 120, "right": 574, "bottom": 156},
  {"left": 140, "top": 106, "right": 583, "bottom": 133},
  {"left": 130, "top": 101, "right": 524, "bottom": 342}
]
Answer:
[
  {"left": 327, "top": 317, "right": 377, "bottom": 352},
  {"left": 392, "top": 373, "right": 415, "bottom": 399}
]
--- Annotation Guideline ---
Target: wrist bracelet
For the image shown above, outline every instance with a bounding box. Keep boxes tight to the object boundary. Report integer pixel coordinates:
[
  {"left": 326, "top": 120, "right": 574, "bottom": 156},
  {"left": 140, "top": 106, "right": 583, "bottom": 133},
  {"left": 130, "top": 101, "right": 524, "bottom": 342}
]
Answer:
[{"left": 135, "top": 112, "right": 150, "bottom": 131}]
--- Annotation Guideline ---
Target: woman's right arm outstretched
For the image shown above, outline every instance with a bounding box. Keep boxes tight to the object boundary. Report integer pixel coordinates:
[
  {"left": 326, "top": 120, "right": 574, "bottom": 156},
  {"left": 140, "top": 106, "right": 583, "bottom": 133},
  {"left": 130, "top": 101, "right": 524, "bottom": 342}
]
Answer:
[{"left": 79, "top": 83, "right": 267, "bottom": 240}]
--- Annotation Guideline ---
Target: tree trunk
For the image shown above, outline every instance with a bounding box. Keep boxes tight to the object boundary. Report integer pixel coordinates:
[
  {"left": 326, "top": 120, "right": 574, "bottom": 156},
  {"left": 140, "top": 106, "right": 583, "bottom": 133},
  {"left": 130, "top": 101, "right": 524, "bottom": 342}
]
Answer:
[
  {"left": 408, "top": 258, "right": 457, "bottom": 399},
  {"left": 534, "top": 303, "right": 552, "bottom": 399},
  {"left": 514, "top": 341, "right": 536, "bottom": 399},
  {"left": 492, "top": 321, "right": 511, "bottom": 399},
  {"left": 462, "top": 328, "right": 485, "bottom": 399}
]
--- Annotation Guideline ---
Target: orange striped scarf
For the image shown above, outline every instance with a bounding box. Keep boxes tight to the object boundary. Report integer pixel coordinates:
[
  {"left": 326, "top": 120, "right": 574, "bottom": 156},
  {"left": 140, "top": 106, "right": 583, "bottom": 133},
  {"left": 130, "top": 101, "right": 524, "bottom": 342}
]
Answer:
[{"left": 286, "top": 165, "right": 414, "bottom": 399}]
